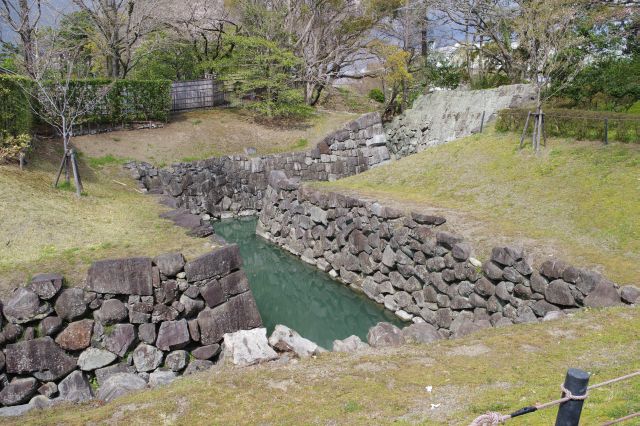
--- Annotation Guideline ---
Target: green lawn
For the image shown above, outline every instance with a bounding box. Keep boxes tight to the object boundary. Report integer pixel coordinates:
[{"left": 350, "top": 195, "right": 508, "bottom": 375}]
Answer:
[
  {"left": 0, "top": 140, "right": 209, "bottom": 296},
  {"left": 13, "top": 308, "right": 640, "bottom": 425},
  {"left": 316, "top": 127, "right": 640, "bottom": 285}
]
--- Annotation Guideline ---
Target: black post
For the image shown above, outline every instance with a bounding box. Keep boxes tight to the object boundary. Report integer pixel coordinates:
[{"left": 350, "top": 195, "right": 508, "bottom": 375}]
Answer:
[
  {"left": 480, "top": 110, "right": 486, "bottom": 133},
  {"left": 555, "top": 368, "right": 590, "bottom": 426},
  {"left": 604, "top": 118, "right": 608, "bottom": 145}
]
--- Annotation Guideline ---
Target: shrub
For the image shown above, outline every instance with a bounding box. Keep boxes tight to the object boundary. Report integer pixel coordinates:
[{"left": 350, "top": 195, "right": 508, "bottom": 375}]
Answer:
[
  {"left": 368, "top": 88, "right": 385, "bottom": 103},
  {"left": 74, "top": 79, "right": 172, "bottom": 125},
  {"left": 0, "top": 75, "right": 33, "bottom": 136},
  {"left": 496, "top": 108, "right": 640, "bottom": 143},
  {"left": 0, "top": 132, "right": 31, "bottom": 163}
]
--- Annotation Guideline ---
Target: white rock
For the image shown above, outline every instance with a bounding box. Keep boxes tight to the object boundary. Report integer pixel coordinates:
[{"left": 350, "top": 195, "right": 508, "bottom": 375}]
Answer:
[
  {"left": 332, "top": 335, "right": 369, "bottom": 352},
  {"left": 468, "top": 257, "right": 482, "bottom": 267},
  {"left": 77, "top": 348, "right": 118, "bottom": 371},
  {"left": 223, "top": 328, "right": 278, "bottom": 366},
  {"left": 268, "top": 325, "right": 321, "bottom": 358},
  {"left": 395, "top": 310, "right": 413, "bottom": 321}
]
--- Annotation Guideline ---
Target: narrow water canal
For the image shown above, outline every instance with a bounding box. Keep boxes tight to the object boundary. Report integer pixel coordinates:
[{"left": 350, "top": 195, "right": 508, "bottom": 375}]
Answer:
[{"left": 213, "top": 217, "right": 404, "bottom": 349}]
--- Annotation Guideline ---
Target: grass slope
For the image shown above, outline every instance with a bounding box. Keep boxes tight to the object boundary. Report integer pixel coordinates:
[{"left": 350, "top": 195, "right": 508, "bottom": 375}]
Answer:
[
  {"left": 0, "top": 141, "right": 209, "bottom": 296},
  {"left": 316, "top": 127, "right": 640, "bottom": 285},
  {"left": 12, "top": 308, "right": 640, "bottom": 425},
  {"left": 73, "top": 108, "right": 357, "bottom": 166}
]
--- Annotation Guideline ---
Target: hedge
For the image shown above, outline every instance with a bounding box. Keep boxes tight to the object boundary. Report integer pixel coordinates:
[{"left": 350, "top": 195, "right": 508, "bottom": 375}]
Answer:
[
  {"left": 71, "top": 79, "right": 172, "bottom": 125},
  {"left": 496, "top": 108, "right": 640, "bottom": 143},
  {"left": 1, "top": 77, "right": 171, "bottom": 135},
  {"left": 0, "top": 74, "right": 33, "bottom": 136}
]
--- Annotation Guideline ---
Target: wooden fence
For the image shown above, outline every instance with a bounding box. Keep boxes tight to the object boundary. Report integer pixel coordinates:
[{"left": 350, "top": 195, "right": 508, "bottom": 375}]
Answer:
[{"left": 170, "top": 79, "right": 228, "bottom": 112}]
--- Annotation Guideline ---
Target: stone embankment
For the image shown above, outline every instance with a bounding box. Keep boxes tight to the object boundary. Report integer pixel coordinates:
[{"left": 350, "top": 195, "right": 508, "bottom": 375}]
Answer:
[
  {"left": 385, "top": 84, "right": 536, "bottom": 157},
  {"left": 257, "top": 173, "right": 639, "bottom": 337},
  {"left": 128, "top": 112, "right": 390, "bottom": 218},
  {"left": 0, "top": 247, "right": 263, "bottom": 414}
]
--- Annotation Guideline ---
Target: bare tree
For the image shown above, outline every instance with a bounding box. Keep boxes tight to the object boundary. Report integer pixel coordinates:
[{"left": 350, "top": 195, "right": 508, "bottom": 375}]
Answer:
[
  {"left": 17, "top": 27, "right": 114, "bottom": 196},
  {"left": 71, "top": 0, "right": 160, "bottom": 78},
  {"left": 158, "top": 0, "right": 236, "bottom": 67},
  {"left": 0, "top": 0, "right": 42, "bottom": 77},
  {"left": 437, "top": 0, "right": 521, "bottom": 82},
  {"left": 235, "top": 0, "right": 401, "bottom": 105},
  {"left": 514, "top": 0, "right": 590, "bottom": 152}
]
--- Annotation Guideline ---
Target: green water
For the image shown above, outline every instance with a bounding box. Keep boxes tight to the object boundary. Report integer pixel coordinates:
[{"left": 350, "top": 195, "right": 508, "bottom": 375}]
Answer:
[{"left": 213, "top": 217, "right": 404, "bottom": 349}]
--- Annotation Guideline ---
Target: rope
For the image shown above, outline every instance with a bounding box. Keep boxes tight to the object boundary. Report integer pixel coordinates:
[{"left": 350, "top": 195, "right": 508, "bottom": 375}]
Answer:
[
  {"left": 601, "top": 412, "right": 640, "bottom": 426},
  {"left": 469, "top": 371, "right": 640, "bottom": 426}
]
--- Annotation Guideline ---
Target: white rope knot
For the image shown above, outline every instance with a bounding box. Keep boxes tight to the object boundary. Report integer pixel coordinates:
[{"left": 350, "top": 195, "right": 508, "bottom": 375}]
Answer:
[
  {"left": 469, "top": 412, "right": 509, "bottom": 426},
  {"left": 560, "top": 384, "right": 589, "bottom": 401}
]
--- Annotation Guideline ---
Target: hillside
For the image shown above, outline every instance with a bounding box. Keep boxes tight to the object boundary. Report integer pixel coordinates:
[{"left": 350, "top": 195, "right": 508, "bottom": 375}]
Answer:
[
  {"left": 11, "top": 308, "right": 640, "bottom": 425},
  {"left": 316, "top": 127, "right": 640, "bottom": 285},
  {"left": 0, "top": 140, "right": 208, "bottom": 296}
]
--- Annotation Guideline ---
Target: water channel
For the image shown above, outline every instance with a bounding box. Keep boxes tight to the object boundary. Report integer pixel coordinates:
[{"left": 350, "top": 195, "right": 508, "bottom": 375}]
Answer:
[{"left": 213, "top": 217, "right": 404, "bottom": 349}]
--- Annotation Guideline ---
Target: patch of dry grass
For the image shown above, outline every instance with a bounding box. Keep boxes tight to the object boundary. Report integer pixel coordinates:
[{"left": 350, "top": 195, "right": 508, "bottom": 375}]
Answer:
[
  {"left": 0, "top": 140, "right": 210, "bottom": 296},
  {"left": 74, "top": 108, "right": 357, "bottom": 166},
  {"left": 12, "top": 308, "right": 640, "bottom": 425},
  {"left": 315, "top": 127, "right": 640, "bottom": 285}
]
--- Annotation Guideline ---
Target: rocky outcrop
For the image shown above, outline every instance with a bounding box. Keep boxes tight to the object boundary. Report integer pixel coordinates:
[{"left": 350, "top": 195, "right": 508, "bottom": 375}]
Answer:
[
  {"left": 127, "top": 112, "right": 390, "bottom": 219},
  {"left": 257, "top": 178, "right": 636, "bottom": 338},
  {"left": 0, "top": 247, "right": 262, "bottom": 412},
  {"left": 386, "top": 84, "right": 536, "bottom": 157}
]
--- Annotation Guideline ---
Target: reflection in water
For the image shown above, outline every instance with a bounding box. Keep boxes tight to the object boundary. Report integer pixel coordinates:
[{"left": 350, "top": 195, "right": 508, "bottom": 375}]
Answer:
[{"left": 214, "top": 217, "right": 404, "bottom": 349}]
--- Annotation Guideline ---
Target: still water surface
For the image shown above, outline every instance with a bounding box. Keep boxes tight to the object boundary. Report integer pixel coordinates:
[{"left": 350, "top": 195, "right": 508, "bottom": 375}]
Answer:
[{"left": 213, "top": 217, "right": 404, "bottom": 349}]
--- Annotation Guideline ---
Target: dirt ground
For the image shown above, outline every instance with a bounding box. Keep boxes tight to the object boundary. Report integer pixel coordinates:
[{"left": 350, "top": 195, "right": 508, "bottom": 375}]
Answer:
[{"left": 74, "top": 108, "right": 357, "bottom": 165}]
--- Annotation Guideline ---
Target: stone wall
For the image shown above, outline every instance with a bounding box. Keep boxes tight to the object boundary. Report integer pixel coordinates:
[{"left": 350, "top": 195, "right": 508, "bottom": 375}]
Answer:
[
  {"left": 257, "top": 173, "right": 638, "bottom": 337},
  {"left": 386, "top": 84, "right": 536, "bottom": 157},
  {"left": 0, "top": 246, "right": 262, "bottom": 409},
  {"left": 130, "top": 112, "right": 390, "bottom": 218}
]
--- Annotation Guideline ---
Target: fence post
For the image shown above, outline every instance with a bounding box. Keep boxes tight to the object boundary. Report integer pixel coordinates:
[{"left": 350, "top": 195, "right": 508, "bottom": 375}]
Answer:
[
  {"left": 480, "top": 110, "right": 486, "bottom": 133},
  {"left": 604, "top": 118, "right": 608, "bottom": 145},
  {"left": 555, "top": 368, "right": 590, "bottom": 426}
]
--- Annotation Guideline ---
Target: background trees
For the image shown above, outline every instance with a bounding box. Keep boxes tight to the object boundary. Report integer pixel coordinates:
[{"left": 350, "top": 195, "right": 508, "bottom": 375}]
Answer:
[{"left": 0, "top": 0, "right": 637, "bottom": 120}]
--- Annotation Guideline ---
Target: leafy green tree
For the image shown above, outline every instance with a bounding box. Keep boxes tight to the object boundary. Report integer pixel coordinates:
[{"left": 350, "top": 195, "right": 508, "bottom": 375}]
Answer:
[
  {"left": 131, "top": 34, "right": 200, "bottom": 81},
  {"left": 206, "top": 34, "right": 311, "bottom": 119}
]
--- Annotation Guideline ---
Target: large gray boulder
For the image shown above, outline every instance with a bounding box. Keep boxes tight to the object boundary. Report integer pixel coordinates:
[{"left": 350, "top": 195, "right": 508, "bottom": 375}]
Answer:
[
  {"left": 621, "top": 286, "right": 640, "bottom": 304},
  {"left": 149, "top": 370, "right": 177, "bottom": 387},
  {"left": 367, "top": 323, "right": 406, "bottom": 348},
  {"left": 132, "top": 343, "right": 163, "bottom": 372},
  {"left": 5, "top": 337, "right": 77, "bottom": 381},
  {"left": 268, "top": 325, "right": 321, "bottom": 357},
  {"left": 584, "top": 280, "right": 622, "bottom": 308},
  {"left": 0, "top": 378, "right": 38, "bottom": 406},
  {"left": 332, "top": 335, "right": 369, "bottom": 352},
  {"left": 156, "top": 319, "right": 190, "bottom": 351},
  {"left": 95, "top": 363, "right": 135, "bottom": 386},
  {"left": 544, "top": 280, "right": 576, "bottom": 306},
  {"left": 77, "top": 348, "right": 117, "bottom": 371},
  {"left": 223, "top": 328, "right": 278, "bottom": 366},
  {"left": 184, "top": 246, "right": 242, "bottom": 283},
  {"left": 3, "top": 288, "right": 52, "bottom": 324},
  {"left": 153, "top": 253, "right": 185, "bottom": 277},
  {"left": 87, "top": 257, "right": 153, "bottom": 295},
  {"left": 54, "top": 288, "right": 88, "bottom": 322},
  {"left": 58, "top": 370, "right": 93, "bottom": 402},
  {"left": 96, "top": 373, "right": 147, "bottom": 402},
  {"left": 401, "top": 323, "right": 442, "bottom": 344},
  {"left": 197, "top": 292, "right": 262, "bottom": 345},
  {"left": 103, "top": 324, "right": 136, "bottom": 357},
  {"left": 165, "top": 350, "right": 188, "bottom": 372},
  {"left": 29, "top": 273, "right": 63, "bottom": 300},
  {"left": 94, "top": 299, "right": 128, "bottom": 325}
]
